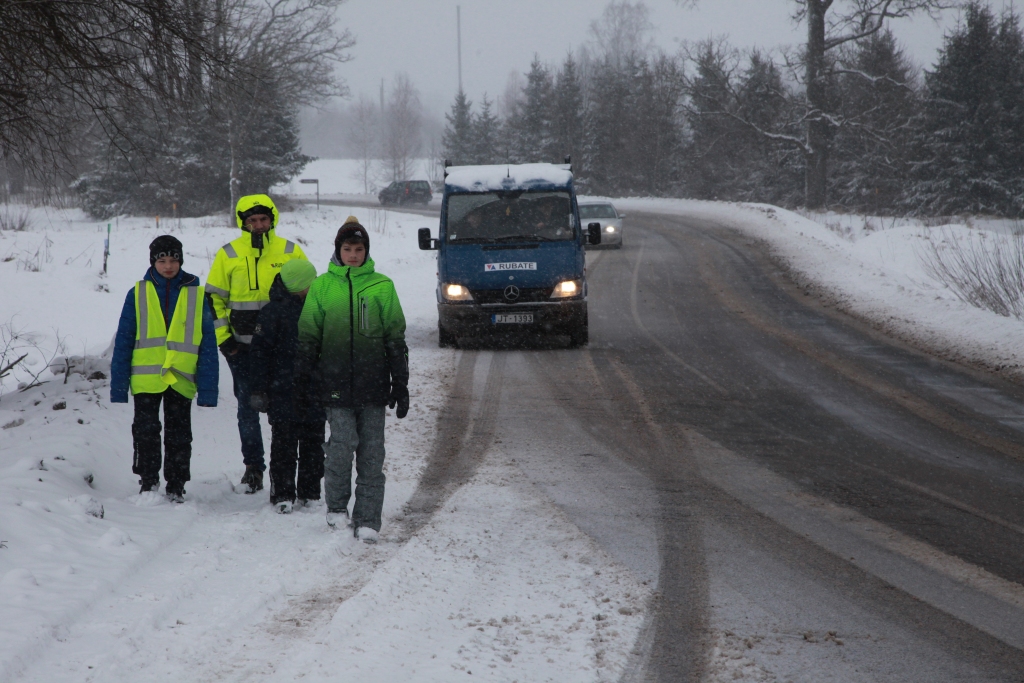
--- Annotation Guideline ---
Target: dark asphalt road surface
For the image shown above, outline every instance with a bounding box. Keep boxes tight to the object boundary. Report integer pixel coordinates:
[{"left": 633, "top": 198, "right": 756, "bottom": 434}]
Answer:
[{"left": 417, "top": 208, "right": 1024, "bottom": 682}]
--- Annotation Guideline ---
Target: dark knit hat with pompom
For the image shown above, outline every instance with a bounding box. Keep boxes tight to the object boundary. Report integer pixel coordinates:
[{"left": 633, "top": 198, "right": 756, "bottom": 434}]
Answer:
[{"left": 335, "top": 216, "right": 369, "bottom": 259}]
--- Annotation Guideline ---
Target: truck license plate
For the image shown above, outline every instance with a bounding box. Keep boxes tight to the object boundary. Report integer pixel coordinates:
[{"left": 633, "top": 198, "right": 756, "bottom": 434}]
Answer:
[{"left": 492, "top": 313, "right": 534, "bottom": 324}]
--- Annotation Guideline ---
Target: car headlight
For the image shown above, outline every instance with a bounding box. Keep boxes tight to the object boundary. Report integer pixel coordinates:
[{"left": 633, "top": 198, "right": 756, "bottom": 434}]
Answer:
[
  {"left": 550, "top": 280, "right": 582, "bottom": 299},
  {"left": 604, "top": 225, "right": 617, "bottom": 233},
  {"left": 442, "top": 283, "right": 473, "bottom": 301}
]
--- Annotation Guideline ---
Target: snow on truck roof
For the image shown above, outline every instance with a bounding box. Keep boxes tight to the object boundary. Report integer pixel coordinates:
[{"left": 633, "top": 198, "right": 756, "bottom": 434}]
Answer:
[{"left": 444, "top": 163, "right": 573, "bottom": 192}]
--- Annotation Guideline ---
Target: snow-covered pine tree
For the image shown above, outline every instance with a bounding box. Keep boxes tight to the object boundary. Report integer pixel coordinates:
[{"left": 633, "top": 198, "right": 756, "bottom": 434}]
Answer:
[
  {"left": 682, "top": 40, "right": 743, "bottom": 200},
  {"left": 830, "top": 30, "right": 920, "bottom": 213},
  {"left": 548, "top": 54, "right": 586, "bottom": 170},
  {"left": 506, "top": 57, "right": 553, "bottom": 163},
  {"left": 629, "top": 54, "right": 684, "bottom": 195},
  {"left": 442, "top": 90, "right": 475, "bottom": 166},
  {"left": 473, "top": 95, "right": 501, "bottom": 164},
  {"left": 909, "top": 3, "right": 1024, "bottom": 217},
  {"left": 586, "top": 56, "right": 635, "bottom": 195}
]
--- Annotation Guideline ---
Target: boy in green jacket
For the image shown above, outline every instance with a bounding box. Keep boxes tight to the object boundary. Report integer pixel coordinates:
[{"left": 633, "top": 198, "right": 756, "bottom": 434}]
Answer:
[{"left": 297, "top": 216, "right": 409, "bottom": 542}]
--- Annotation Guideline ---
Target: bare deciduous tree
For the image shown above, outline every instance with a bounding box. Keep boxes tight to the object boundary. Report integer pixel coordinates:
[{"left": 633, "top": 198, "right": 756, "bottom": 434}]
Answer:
[
  {"left": 0, "top": 0, "right": 213, "bottom": 185},
  {"left": 347, "top": 96, "right": 380, "bottom": 193},
  {"left": 382, "top": 73, "right": 422, "bottom": 183},
  {"left": 588, "top": 0, "right": 655, "bottom": 68},
  {"left": 207, "top": 0, "right": 354, "bottom": 210}
]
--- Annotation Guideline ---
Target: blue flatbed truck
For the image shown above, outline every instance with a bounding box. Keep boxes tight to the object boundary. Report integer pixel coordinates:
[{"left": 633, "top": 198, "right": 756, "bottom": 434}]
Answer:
[{"left": 418, "top": 162, "right": 601, "bottom": 348}]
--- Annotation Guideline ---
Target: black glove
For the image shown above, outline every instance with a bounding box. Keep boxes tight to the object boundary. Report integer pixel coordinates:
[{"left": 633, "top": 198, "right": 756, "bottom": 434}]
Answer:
[
  {"left": 249, "top": 392, "right": 269, "bottom": 413},
  {"left": 388, "top": 383, "right": 409, "bottom": 419},
  {"left": 219, "top": 338, "right": 240, "bottom": 357}
]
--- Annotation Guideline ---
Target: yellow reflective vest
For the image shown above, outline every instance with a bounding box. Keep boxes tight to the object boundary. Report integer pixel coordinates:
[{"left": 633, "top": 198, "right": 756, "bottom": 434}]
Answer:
[
  {"left": 130, "top": 281, "right": 205, "bottom": 399},
  {"left": 206, "top": 229, "right": 308, "bottom": 345}
]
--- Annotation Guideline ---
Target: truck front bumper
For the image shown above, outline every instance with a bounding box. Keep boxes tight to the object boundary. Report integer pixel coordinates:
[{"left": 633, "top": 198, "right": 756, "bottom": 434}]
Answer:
[{"left": 438, "top": 300, "right": 586, "bottom": 338}]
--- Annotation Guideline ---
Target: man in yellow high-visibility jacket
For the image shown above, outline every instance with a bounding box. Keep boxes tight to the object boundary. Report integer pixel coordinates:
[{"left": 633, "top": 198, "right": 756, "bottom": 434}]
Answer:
[
  {"left": 206, "top": 194, "right": 308, "bottom": 494},
  {"left": 110, "top": 236, "right": 219, "bottom": 502}
]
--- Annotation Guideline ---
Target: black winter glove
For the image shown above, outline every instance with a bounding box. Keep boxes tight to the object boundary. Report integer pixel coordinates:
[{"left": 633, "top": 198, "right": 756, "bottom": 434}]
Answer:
[
  {"left": 388, "top": 383, "right": 409, "bottom": 419},
  {"left": 249, "top": 392, "right": 269, "bottom": 413},
  {"left": 219, "top": 338, "right": 240, "bottom": 358}
]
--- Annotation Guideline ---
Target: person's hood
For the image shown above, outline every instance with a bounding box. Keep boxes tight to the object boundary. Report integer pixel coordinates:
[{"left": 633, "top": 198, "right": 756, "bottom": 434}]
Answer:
[
  {"left": 327, "top": 255, "right": 376, "bottom": 278},
  {"left": 144, "top": 267, "right": 198, "bottom": 289},
  {"left": 235, "top": 194, "right": 279, "bottom": 230}
]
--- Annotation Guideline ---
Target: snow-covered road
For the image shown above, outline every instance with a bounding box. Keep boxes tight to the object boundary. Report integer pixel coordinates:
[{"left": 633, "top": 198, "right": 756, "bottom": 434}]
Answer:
[{"left": 5, "top": 192, "right": 1024, "bottom": 681}]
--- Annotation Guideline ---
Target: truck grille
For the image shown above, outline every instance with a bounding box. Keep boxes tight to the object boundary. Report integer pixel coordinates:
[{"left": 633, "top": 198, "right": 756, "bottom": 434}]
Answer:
[{"left": 472, "top": 287, "right": 552, "bottom": 304}]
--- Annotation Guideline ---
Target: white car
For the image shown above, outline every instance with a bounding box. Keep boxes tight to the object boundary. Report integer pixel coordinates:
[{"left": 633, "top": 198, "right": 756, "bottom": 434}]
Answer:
[{"left": 579, "top": 201, "right": 624, "bottom": 248}]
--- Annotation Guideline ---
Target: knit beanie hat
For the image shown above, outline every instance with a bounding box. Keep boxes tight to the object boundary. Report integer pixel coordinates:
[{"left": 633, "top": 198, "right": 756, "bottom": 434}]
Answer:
[
  {"left": 149, "top": 235, "right": 183, "bottom": 266},
  {"left": 279, "top": 259, "right": 317, "bottom": 293},
  {"left": 335, "top": 216, "right": 370, "bottom": 259}
]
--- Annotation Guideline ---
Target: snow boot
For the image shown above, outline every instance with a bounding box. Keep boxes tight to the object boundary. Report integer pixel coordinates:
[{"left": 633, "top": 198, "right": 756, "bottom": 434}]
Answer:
[
  {"left": 240, "top": 466, "right": 263, "bottom": 494},
  {"left": 326, "top": 509, "right": 351, "bottom": 529},
  {"left": 354, "top": 526, "right": 379, "bottom": 544},
  {"left": 139, "top": 478, "right": 159, "bottom": 494},
  {"left": 165, "top": 482, "right": 185, "bottom": 504},
  {"left": 275, "top": 500, "right": 293, "bottom": 514}
]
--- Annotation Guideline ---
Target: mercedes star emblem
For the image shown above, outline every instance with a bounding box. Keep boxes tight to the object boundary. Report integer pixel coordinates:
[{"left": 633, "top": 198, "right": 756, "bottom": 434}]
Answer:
[{"left": 504, "top": 285, "right": 520, "bottom": 301}]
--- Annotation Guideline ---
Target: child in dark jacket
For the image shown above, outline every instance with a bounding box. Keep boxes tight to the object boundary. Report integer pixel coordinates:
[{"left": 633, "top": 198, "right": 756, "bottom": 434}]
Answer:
[
  {"left": 110, "top": 235, "right": 219, "bottom": 502},
  {"left": 248, "top": 259, "right": 325, "bottom": 513}
]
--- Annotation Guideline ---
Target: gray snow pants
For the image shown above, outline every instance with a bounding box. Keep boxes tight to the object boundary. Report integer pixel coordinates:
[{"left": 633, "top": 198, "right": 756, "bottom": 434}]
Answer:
[{"left": 324, "top": 405, "right": 386, "bottom": 531}]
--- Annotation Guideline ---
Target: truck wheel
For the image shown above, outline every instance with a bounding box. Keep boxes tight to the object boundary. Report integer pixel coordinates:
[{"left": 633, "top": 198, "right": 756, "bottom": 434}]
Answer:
[
  {"left": 569, "top": 324, "right": 589, "bottom": 348},
  {"left": 438, "top": 322, "right": 457, "bottom": 348}
]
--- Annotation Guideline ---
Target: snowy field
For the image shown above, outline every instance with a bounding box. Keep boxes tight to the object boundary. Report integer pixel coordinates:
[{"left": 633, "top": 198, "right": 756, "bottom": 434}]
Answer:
[
  {"left": 273, "top": 158, "right": 436, "bottom": 197},
  {"left": 0, "top": 202, "right": 647, "bottom": 681},
  {"left": 4, "top": 184, "right": 1024, "bottom": 681}
]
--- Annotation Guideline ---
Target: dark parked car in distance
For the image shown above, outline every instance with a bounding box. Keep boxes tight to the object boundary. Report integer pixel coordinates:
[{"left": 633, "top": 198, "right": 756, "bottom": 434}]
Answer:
[{"left": 378, "top": 180, "right": 432, "bottom": 206}]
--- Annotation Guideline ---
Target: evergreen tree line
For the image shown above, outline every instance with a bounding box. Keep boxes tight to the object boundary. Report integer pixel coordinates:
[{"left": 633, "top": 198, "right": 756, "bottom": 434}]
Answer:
[
  {"left": 443, "top": 2, "right": 1024, "bottom": 217},
  {"left": 70, "top": 0, "right": 352, "bottom": 219}
]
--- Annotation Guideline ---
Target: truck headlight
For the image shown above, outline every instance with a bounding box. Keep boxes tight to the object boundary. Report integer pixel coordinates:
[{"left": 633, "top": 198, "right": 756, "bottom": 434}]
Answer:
[
  {"left": 550, "top": 280, "right": 582, "bottom": 298},
  {"left": 604, "top": 225, "right": 617, "bottom": 233},
  {"left": 442, "top": 283, "right": 473, "bottom": 301}
]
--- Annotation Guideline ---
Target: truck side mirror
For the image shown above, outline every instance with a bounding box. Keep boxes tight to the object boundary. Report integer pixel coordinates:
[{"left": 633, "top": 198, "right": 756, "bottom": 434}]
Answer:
[
  {"left": 418, "top": 227, "right": 439, "bottom": 250},
  {"left": 587, "top": 222, "right": 602, "bottom": 246}
]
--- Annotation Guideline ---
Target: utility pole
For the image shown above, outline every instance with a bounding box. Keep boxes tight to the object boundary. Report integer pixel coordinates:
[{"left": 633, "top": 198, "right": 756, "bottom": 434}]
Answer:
[
  {"left": 457, "top": 5, "right": 463, "bottom": 93},
  {"left": 380, "top": 78, "right": 385, "bottom": 116}
]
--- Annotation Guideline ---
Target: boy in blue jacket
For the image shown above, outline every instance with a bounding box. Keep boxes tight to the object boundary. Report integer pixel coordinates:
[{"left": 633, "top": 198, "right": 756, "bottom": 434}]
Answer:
[{"left": 110, "top": 236, "right": 219, "bottom": 502}]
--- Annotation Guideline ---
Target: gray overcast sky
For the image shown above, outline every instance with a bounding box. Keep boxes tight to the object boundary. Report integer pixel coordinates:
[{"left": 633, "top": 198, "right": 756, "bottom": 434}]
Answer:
[{"left": 335, "top": 0, "right": 961, "bottom": 115}]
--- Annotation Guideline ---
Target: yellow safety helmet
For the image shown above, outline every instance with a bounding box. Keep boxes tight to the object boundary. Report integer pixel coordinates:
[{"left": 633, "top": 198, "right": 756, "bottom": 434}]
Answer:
[{"left": 235, "top": 194, "right": 279, "bottom": 230}]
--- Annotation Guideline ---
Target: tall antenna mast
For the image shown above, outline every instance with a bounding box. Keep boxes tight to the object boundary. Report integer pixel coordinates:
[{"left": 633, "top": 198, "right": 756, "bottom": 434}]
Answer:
[{"left": 457, "top": 5, "right": 463, "bottom": 93}]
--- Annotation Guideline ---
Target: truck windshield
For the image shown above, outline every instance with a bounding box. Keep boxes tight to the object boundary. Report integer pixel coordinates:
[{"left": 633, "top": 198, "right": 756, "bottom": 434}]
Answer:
[{"left": 445, "top": 191, "right": 575, "bottom": 243}]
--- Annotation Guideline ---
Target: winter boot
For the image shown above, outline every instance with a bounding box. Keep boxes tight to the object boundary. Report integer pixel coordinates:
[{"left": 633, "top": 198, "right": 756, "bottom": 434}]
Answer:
[
  {"left": 165, "top": 482, "right": 185, "bottom": 504},
  {"left": 240, "top": 466, "right": 264, "bottom": 494},
  {"left": 354, "top": 526, "right": 379, "bottom": 544},
  {"left": 139, "top": 479, "right": 159, "bottom": 494},
  {"left": 326, "top": 509, "right": 351, "bottom": 529},
  {"left": 275, "top": 500, "right": 294, "bottom": 514}
]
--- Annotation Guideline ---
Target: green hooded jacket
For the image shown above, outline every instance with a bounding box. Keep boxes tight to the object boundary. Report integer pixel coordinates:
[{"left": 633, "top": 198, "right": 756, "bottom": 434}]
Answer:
[{"left": 297, "top": 256, "right": 408, "bottom": 408}]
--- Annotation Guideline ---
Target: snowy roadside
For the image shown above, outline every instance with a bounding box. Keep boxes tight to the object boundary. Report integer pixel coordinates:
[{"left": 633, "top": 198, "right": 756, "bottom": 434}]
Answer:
[
  {"left": 601, "top": 197, "right": 1024, "bottom": 380},
  {"left": 0, "top": 201, "right": 649, "bottom": 682}
]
